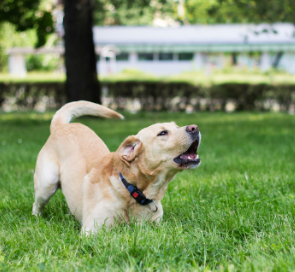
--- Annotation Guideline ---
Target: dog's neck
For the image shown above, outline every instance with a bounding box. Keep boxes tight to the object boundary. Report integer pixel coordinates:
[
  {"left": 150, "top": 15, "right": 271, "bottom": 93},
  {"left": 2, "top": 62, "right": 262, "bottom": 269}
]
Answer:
[
  {"left": 143, "top": 169, "right": 177, "bottom": 200},
  {"left": 111, "top": 153, "right": 178, "bottom": 201}
]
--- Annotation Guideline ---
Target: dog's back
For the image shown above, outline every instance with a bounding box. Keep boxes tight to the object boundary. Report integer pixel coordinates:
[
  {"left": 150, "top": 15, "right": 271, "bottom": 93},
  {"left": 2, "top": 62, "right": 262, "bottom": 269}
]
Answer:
[{"left": 32, "top": 101, "right": 124, "bottom": 221}]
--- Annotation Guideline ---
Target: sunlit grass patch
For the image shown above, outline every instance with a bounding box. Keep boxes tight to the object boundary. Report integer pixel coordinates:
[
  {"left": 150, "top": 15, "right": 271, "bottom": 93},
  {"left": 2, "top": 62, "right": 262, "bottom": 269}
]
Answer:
[
  {"left": 0, "top": 111, "right": 294, "bottom": 271},
  {"left": 1, "top": 70, "right": 295, "bottom": 85}
]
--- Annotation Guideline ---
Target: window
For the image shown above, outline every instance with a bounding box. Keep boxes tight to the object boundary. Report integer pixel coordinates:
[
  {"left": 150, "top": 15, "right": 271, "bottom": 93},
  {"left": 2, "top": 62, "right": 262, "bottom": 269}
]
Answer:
[
  {"left": 232, "top": 53, "right": 237, "bottom": 66},
  {"left": 159, "top": 53, "right": 173, "bottom": 61},
  {"left": 96, "top": 55, "right": 110, "bottom": 61},
  {"left": 178, "top": 53, "right": 194, "bottom": 61},
  {"left": 116, "top": 53, "right": 129, "bottom": 61},
  {"left": 138, "top": 53, "right": 154, "bottom": 61}
]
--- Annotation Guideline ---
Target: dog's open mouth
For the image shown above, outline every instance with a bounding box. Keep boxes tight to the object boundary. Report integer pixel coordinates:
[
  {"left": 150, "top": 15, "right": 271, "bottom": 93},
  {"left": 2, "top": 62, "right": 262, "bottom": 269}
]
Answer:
[{"left": 173, "top": 139, "right": 200, "bottom": 168}]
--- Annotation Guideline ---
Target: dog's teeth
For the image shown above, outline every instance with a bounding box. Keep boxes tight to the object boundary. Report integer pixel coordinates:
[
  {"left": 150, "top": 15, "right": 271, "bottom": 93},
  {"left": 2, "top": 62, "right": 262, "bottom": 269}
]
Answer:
[
  {"left": 196, "top": 155, "right": 199, "bottom": 158},
  {"left": 188, "top": 156, "right": 191, "bottom": 160}
]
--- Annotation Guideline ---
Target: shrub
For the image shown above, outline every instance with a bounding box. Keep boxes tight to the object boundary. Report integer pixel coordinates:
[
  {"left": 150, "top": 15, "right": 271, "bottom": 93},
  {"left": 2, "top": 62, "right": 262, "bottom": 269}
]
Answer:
[{"left": 0, "top": 79, "right": 294, "bottom": 112}]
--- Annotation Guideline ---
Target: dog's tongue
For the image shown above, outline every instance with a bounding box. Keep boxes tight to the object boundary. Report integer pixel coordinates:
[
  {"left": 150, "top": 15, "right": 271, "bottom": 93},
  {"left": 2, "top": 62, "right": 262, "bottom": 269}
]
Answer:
[{"left": 180, "top": 153, "right": 197, "bottom": 160}]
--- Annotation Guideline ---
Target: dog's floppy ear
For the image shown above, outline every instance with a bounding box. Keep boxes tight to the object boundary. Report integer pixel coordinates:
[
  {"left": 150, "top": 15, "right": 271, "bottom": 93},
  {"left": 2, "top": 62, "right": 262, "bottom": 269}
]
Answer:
[{"left": 118, "top": 136, "right": 142, "bottom": 166}]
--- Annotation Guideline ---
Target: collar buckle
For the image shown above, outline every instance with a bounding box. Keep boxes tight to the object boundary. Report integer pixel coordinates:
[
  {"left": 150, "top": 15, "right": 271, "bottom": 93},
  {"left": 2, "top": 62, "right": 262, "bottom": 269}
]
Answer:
[{"left": 147, "top": 200, "right": 158, "bottom": 212}]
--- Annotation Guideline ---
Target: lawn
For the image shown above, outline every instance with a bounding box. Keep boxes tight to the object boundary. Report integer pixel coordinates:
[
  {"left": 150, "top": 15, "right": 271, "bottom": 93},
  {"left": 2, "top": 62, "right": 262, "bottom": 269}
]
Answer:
[
  {"left": 0, "top": 111, "right": 295, "bottom": 271},
  {"left": 1, "top": 69, "right": 295, "bottom": 85}
]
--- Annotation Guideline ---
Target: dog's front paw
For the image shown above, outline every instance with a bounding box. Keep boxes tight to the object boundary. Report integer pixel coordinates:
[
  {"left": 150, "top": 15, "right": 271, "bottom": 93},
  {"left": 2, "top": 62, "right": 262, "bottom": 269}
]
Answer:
[{"left": 32, "top": 203, "right": 42, "bottom": 216}]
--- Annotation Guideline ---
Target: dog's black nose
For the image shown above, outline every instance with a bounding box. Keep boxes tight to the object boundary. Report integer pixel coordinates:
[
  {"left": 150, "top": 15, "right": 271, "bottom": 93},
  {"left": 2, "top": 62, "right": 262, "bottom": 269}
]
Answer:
[{"left": 186, "top": 124, "right": 199, "bottom": 134}]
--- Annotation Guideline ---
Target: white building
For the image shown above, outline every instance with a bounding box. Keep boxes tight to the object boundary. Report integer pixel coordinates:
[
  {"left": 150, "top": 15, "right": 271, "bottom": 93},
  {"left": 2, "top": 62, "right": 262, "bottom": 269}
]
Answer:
[
  {"left": 93, "top": 24, "right": 295, "bottom": 75},
  {"left": 7, "top": 23, "right": 295, "bottom": 76}
]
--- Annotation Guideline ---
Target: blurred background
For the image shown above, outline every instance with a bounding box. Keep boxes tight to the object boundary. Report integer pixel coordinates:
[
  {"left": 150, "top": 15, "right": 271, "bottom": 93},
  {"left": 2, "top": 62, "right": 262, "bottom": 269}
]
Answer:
[{"left": 0, "top": 0, "right": 295, "bottom": 113}]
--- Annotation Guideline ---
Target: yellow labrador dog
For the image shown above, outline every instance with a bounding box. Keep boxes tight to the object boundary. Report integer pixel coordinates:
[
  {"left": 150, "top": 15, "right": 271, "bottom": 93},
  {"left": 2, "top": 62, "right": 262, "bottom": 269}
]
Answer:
[{"left": 33, "top": 101, "right": 201, "bottom": 234}]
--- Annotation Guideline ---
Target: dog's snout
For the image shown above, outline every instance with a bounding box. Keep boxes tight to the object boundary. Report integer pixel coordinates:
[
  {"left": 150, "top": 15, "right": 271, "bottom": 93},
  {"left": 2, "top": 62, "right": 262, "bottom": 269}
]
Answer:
[{"left": 186, "top": 124, "right": 199, "bottom": 134}]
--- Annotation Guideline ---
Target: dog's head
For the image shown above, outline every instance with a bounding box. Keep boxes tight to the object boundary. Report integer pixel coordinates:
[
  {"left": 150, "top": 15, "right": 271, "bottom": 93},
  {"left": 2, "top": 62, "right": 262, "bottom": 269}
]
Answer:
[{"left": 116, "top": 122, "right": 201, "bottom": 176}]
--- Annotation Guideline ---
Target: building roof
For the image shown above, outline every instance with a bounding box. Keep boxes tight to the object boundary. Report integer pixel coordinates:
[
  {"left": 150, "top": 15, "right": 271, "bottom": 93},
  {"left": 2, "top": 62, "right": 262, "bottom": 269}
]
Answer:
[{"left": 93, "top": 24, "right": 295, "bottom": 52}]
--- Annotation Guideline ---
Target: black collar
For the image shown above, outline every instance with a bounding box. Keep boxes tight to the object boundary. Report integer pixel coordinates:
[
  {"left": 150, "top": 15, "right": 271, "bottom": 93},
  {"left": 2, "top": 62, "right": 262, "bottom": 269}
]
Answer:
[{"left": 119, "top": 173, "right": 158, "bottom": 212}]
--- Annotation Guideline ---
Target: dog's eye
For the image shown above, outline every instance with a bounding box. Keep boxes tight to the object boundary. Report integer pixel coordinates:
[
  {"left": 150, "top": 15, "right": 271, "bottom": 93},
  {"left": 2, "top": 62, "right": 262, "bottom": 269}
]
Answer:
[{"left": 157, "top": 130, "right": 168, "bottom": 136}]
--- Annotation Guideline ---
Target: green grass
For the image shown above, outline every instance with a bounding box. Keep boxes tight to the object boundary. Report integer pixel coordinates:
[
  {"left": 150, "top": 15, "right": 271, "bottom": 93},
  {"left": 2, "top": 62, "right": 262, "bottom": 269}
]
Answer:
[
  {"left": 0, "top": 111, "right": 295, "bottom": 271},
  {"left": 1, "top": 70, "right": 295, "bottom": 85}
]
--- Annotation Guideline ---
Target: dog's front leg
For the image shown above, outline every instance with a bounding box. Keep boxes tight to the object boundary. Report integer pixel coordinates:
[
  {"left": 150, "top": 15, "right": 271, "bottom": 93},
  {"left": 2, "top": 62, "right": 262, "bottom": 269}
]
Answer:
[
  {"left": 131, "top": 200, "right": 164, "bottom": 224},
  {"left": 81, "top": 201, "right": 125, "bottom": 235},
  {"left": 151, "top": 201, "right": 163, "bottom": 223}
]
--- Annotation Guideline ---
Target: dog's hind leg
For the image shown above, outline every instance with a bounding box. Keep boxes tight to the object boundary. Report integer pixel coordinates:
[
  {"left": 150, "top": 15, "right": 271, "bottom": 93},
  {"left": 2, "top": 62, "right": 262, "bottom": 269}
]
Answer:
[{"left": 32, "top": 153, "right": 60, "bottom": 216}]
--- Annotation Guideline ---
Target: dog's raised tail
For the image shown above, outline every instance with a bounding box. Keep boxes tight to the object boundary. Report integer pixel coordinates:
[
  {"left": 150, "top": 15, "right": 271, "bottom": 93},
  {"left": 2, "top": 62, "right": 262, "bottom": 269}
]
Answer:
[{"left": 50, "top": 101, "right": 124, "bottom": 133}]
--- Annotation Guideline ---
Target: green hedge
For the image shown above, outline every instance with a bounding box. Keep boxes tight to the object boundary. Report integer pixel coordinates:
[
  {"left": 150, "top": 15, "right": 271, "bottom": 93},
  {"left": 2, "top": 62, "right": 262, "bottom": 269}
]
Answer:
[
  {"left": 0, "top": 80, "right": 295, "bottom": 112},
  {"left": 105, "top": 81, "right": 295, "bottom": 111},
  {"left": 0, "top": 82, "right": 66, "bottom": 111}
]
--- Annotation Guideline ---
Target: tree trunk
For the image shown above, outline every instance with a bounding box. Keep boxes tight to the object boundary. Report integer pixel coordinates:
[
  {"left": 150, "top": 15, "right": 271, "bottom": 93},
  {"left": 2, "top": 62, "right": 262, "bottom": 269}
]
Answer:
[{"left": 63, "top": 0, "right": 101, "bottom": 103}]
